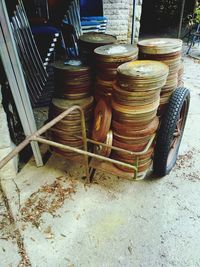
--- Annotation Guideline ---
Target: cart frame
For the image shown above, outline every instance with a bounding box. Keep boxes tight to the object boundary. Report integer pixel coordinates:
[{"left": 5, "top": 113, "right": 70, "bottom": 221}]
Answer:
[{"left": 0, "top": 105, "right": 155, "bottom": 182}]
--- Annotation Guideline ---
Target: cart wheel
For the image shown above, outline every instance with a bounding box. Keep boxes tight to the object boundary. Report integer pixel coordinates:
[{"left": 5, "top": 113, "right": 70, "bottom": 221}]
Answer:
[{"left": 153, "top": 87, "right": 190, "bottom": 177}]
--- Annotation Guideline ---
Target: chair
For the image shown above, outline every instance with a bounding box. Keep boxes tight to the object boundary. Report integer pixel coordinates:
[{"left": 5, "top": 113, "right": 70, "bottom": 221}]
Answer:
[{"left": 81, "top": 16, "right": 108, "bottom": 33}]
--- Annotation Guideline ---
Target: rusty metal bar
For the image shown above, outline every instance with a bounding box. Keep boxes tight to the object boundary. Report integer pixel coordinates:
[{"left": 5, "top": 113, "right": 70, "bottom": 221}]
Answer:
[
  {"left": 86, "top": 134, "right": 156, "bottom": 156},
  {"left": 79, "top": 106, "right": 90, "bottom": 182},
  {"left": 0, "top": 137, "right": 31, "bottom": 170},
  {"left": 50, "top": 129, "right": 155, "bottom": 156},
  {"left": 0, "top": 105, "right": 84, "bottom": 170},
  {"left": 31, "top": 136, "right": 138, "bottom": 172},
  {"left": 0, "top": 104, "right": 155, "bottom": 181}
]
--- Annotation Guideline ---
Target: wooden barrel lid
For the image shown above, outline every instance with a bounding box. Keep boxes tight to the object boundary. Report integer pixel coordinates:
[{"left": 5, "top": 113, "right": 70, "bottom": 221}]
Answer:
[
  {"left": 112, "top": 146, "right": 154, "bottom": 161},
  {"left": 79, "top": 33, "right": 117, "bottom": 46},
  {"left": 112, "top": 97, "right": 160, "bottom": 115},
  {"left": 52, "top": 96, "right": 94, "bottom": 111},
  {"left": 112, "top": 116, "right": 159, "bottom": 137},
  {"left": 52, "top": 59, "right": 90, "bottom": 74},
  {"left": 117, "top": 60, "right": 169, "bottom": 80},
  {"left": 138, "top": 38, "right": 183, "bottom": 54},
  {"left": 94, "top": 44, "right": 138, "bottom": 62}
]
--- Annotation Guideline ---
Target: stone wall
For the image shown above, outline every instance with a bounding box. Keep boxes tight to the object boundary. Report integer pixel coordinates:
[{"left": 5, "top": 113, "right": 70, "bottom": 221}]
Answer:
[
  {"left": 134, "top": 0, "right": 143, "bottom": 43},
  {"left": 0, "top": 86, "right": 18, "bottom": 180},
  {"left": 103, "top": 0, "right": 143, "bottom": 43}
]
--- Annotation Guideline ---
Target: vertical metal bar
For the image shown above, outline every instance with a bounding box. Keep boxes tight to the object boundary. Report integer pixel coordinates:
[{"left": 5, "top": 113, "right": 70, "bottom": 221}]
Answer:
[
  {"left": 178, "top": 0, "right": 186, "bottom": 38},
  {"left": 79, "top": 109, "right": 90, "bottom": 182},
  {"left": 0, "top": 0, "right": 43, "bottom": 167},
  {"left": 131, "top": 0, "right": 137, "bottom": 44},
  {"left": 134, "top": 157, "right": 139, "bottom": 180}
]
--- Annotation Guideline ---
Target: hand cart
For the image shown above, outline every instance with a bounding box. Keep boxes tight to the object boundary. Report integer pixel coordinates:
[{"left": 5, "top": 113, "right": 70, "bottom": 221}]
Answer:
[{"left": 0, "top": 86, "right": 190, "bottom": 181}]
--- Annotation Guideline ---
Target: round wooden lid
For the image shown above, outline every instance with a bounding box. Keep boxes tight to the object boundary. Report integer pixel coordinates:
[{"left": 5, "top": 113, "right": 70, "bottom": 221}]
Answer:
[
  {"left": 79, "top": 33, "right": 117, "bottom": 45},
  {"left": 138, "top": 38, "right": 183, "bottom": 54},
  {"left": 52, "top": 59, "right": 90, "bottom": 73},
  {"left": 117, "top": 60, "right": 169, "bottom": 80},
  {"left": 94, "top": 44, "right": 138, "bottom": 62},
  {"left": 52, "top": 96, "right": 93, "bottom": 110}
]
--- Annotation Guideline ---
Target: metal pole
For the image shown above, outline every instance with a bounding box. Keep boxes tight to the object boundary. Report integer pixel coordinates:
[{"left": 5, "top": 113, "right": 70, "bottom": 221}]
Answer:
[
  {"left": 32, "top": 137, "right": 138, "bottom": 171},
  {"left": 0, "top": 105, "right": 82, "bottom": 170},
  {"left": 50, "top": 129, "right": 155, "bottom": 155},
  {"left": 0, "top": 0, "right": 43, "bottom": 167},
  {"left": 0, "top": 105, "right": 139, "bottom": 178},
  {"left": 131, "top": 0, "right": 137, "bottom": 44},
  {"left": 79, "top": 106, "right": 90, "bottom": 182},
  {"left": 178, "top": 0, "right": 186, "bottom": 38}
]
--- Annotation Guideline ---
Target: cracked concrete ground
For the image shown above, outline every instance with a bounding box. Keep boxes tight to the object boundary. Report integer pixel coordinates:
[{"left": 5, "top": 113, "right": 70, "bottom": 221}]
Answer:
[
  {"left": 0, "top": 193, "right": 21, "bottom": 266},
  {"left": 0, "top": 51, "right": 200, "bottom": 267}
]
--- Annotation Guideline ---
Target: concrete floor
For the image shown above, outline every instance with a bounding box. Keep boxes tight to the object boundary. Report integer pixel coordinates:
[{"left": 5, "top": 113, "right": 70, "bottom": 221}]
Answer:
[{"left": 1, "top": 52, "right": 200, "bottom": 267}]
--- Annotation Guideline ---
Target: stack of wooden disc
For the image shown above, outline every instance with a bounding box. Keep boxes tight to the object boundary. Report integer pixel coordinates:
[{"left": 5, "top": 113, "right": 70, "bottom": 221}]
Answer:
[
  {"left": 138, "top": 38, "right": 183, "bottom": 114},
  {"left": 52, "top": 59, "right": 92, "bottom": 99},
  {"left": 111, "top": 60, "right": 169, "bottom": 176},
  {"left": 79, "top": 33, "right": 117, "bottom": 64},
  {"left": 49, "top": 96, "right": 94, "bottom": 158},
  {"left": 178, "top": 61, "right": 184, "bottom": 87},
  {"left": 94, "top": 44, "right": 138, "bottom": 100}
]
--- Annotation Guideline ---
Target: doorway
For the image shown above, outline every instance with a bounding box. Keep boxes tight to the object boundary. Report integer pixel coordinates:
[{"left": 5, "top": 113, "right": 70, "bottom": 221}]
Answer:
[{"left": 140, "top": 0, "right": 196, "bottom": 38}]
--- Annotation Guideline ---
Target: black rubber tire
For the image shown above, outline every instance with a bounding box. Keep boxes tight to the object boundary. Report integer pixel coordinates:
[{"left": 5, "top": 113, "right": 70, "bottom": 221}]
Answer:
[{"left": 153, "top": 87, "right": 190, "bottom": 177}]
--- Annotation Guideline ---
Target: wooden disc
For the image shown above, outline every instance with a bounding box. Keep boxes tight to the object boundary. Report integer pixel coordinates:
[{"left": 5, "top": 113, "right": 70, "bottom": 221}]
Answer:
[
  {"left": 52, "top": 59, "right": 91, "bottom": 74},
  {"left": 113, "top": 84, "right": 161, "bottom": 106},
  {"left": 79, "top": 33, "right": 117, "bottom": 46},
  {"left": 52, "top": 146, "right": 83, "bottom": 159},
  {"left": 112, "top": 146, "right": 154, "bottom": 161},
  {"left": 52, "top": 96, "right": 94, "bottom": 112},
  {"left": 114, "top": 158, "right": 152, "bottom": 173},
  {"left": 94, "top": 44, "right": 138, "bottom": 63},
  {"left": 113, "top": 138, "right": 148, "bottom": 152},
  {"left": 138, "top": 38, "right": 183, "bottom": 54},
  {"left": 112, "top": 116, "right": 159, "bottom": 137},
  {"left": 117, "top": 60, "right": 169, "bottom": 81},
  {"left": 113, "top": 132, "right": 152, "bottom": 145},
  {"left": 112, "top": 109, "right": 157, "bottom": 126},
  {"left": 92, "top": 98, "right": 112, "bottom": 142},
  {"left": 112, "top": 98, "right": 160, "bottom": 115},
  {"left": 94, "top": 130, "right": 113, "bottom": 157}
]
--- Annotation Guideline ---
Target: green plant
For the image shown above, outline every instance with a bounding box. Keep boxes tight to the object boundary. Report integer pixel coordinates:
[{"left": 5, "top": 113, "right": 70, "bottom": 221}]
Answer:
[{"left": 187, "top": 3, "right": 200, "bottom": 27}]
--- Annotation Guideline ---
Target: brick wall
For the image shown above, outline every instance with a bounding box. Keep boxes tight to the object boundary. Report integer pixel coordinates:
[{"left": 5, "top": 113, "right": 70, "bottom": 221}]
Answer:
[
  {"left": 103, "top": 0, "right": 143, "bottom": 43},
  {"left": 134, "top": 0, "right": 143, "bottom": 43}
]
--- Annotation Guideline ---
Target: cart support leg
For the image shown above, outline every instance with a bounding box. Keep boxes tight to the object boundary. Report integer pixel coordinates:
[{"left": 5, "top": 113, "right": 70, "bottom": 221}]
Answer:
[{"left": 79, "top": 109, "right": 90, "bottom": 183}]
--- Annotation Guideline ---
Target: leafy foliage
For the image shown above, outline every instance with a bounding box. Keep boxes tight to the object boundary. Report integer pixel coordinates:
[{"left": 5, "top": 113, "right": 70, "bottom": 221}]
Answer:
[{"left": 187, "top": 2, "right": 200, "bottom": 26}]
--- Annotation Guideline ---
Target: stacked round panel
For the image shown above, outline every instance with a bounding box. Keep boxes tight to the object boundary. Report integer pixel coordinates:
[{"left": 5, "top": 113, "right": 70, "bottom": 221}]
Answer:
[
  {"left": 52, "top": 60, "right": 92, "bottom": 99},
  {"left": 49, "top": 96, "right": 94, "bottom": 158},
  {"left": 79, "top": 33, "right": 117, "bottom": 65},
  {"left": 138, "top": 38, "right": 183, "bottom": 114},
  {"left": 111, "top": 60, "right": 169, "bottom": 176},
  {"left": 178, "top": 61, "right": 184, "bottom": 87},
  {"left": 94, "top": 44, "right": 138, "bottom": 100}
]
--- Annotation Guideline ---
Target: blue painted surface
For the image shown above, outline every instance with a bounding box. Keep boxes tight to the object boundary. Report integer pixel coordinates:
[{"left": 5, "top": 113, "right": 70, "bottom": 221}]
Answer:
[
  {"left": 31, "top": 26, "right": 60, "bottom": 35},
  {"left": 81, "top": 16, "right": 107, "bottom": 22},
  {"left": 80, "top": 0, "right": 103, "bottom": 16}
]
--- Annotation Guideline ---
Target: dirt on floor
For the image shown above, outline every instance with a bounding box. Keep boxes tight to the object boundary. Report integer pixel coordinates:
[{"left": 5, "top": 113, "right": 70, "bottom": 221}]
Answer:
[{"left": 1, "top": 46, "right": 200, "bottom": 267}]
